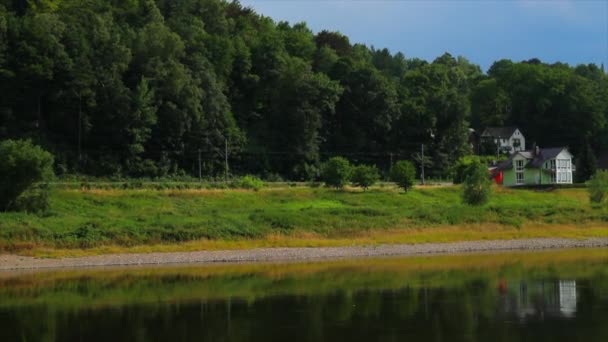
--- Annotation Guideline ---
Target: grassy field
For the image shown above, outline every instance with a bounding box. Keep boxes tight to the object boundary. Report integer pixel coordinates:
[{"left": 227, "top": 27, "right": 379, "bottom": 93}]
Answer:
[{"left": 0, "top": 184, "right": 607, "bottom": 256}]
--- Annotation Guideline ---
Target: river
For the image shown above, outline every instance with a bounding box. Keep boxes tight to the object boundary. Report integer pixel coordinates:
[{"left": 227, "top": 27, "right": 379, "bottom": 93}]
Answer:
[{"left": 1, "top": 249, "right": 607, "bottom": 341}]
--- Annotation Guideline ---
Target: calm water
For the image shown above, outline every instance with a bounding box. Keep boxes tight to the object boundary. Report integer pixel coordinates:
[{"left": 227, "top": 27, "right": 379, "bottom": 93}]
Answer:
[{"left": 1, "top": 250, "right": 608, "bottom": 342}]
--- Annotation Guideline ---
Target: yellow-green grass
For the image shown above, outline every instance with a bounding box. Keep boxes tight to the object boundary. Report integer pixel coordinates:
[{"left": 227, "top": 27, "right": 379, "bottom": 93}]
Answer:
[{"left": 1, "top": 185, "right": 607, "bottom": 256}]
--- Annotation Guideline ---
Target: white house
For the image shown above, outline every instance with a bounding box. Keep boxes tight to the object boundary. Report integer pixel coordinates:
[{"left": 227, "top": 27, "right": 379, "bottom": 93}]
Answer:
[{"left": 481, "top": 127, "right": 526, "bottom": 154}]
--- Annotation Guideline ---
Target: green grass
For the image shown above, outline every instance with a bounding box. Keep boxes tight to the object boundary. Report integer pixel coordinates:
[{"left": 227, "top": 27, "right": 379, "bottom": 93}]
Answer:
[{"left": 0, "top": 185, "right": 607, "bottom": 254}]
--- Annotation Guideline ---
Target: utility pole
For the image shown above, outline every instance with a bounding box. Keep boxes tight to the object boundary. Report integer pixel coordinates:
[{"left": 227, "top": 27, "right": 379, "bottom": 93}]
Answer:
[
  {"left": 421, "top": 144, "right": 425, "bottom": 185},
  {"left": 198, "top": 149, "right": 202, "bottom": 182},
  {"left": 224, "top": 138, "right": 229, "bottom": 183}
]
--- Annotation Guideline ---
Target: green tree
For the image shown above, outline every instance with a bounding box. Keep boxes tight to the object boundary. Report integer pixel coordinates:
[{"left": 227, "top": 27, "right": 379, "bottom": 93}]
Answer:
[
  {"left": 321, "top": 157, "right": 351, "bottom": 189},
  {"left": 588, "top": 170, "right": 608, "bottom": 204},
  {"left": 390, "top": 160, "right": 416, "bottom": 192},
  {"left": 576, "top": 139, "right": 597, "bottom": 183},
  {"left": 351, "top": 164, "right": 380, "bottom": 190},
  {"left": 0, "top": 139, "right": 54, "bottom": 211},
  {"left": 462, "top": 160, "right": 491, "bottom": 206}
]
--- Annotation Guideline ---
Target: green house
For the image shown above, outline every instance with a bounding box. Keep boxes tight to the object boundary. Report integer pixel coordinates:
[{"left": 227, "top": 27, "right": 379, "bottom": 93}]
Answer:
[{"left": 496, "top": 147, "right": 574, "bottom": 186}]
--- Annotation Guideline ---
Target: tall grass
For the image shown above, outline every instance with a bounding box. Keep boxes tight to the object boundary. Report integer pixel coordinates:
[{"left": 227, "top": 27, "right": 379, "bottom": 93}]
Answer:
[{"left": 0, "top": 185, "right": 606, "bottom": 253}]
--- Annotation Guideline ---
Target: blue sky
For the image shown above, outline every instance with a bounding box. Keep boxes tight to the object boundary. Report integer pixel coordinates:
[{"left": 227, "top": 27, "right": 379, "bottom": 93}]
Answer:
[{"left": 240, "top": 0, "right": 608, "bottom": 72}]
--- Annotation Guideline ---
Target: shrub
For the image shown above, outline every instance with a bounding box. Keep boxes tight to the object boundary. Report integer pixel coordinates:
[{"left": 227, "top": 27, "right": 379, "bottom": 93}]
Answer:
[
  {"left": 0, "top": 139, "right": 54, "bottom": 211},
  {"left": 351, "top": 165, "right": 380, "bottom": 190},
  {"left": 588, "top": 170, "right": 608, "bottom": 204},
  {"left": 321, "top": 157, "right": 352, "bottom": 189},
  {"left": 462, "top": 160, "right": 492, "bottom": 206},
  {"left": 238, "top": 175, "right": 265, "bottom": 191},
  {"left": 390, "top": 161, "right": 416, "bottom": 192}
]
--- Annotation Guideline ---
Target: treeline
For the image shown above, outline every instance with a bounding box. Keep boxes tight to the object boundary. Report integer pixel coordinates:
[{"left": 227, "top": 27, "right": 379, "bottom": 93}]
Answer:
[{"left": 1, "top": 0, "right": 607, "bottom": 180}]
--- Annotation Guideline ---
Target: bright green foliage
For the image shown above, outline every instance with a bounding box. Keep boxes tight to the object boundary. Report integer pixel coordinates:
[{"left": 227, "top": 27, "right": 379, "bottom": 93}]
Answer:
[
  {"left": 321, "top": 157, "right": 352, "bottom": 189},
  {"left": 462, "top": 160, "right": 492, "bottom": 206},
  {"left": 237, "top": 175, "right": 264, "bottom": 191},
  {"left": 0, "top": 139, "right": 54, "bottom": 211},
  {"left": 351, "top": 165, "right": 380, "bottom": 190},
  {"left": 588, "top": 171, "right": 608, "bottom": 204},
  {"left": 390, "top": 161, "right": 416, "bottom": 192},
  {"left": 452, "top": 156, "right": 503, "bottom": 184}
]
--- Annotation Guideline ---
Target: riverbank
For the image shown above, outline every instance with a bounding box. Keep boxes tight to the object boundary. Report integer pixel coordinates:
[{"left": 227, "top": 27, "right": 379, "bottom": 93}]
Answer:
[
  {"left": 1, "top": 185, "right": 607, "bottom": 256},
  {"left": 2, "top": 237, "right": 608, "bottom": 271}
]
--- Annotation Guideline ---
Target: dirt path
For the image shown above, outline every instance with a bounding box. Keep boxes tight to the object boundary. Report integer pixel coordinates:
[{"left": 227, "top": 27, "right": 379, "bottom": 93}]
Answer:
[{"left": 1, "top": 238, "right": 608, "bottom": 271}]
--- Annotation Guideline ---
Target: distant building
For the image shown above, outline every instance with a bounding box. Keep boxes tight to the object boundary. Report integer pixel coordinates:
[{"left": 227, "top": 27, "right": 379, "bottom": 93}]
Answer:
[
  {"left": 481, "top": 127, "right": 526, "bottom": 154},
  {"left": 494, "top": 146, "right": 574, "bottom": 186}
]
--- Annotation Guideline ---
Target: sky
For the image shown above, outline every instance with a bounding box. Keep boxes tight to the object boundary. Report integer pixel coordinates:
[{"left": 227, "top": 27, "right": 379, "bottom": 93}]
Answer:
[{"left": 240, "top": 0, "right": 608, "bottom": 72}]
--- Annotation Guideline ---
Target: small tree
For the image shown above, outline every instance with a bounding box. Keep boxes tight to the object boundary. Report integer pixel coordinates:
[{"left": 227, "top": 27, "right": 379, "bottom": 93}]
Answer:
[
  {"left": 321, "top": 157, "right": 352, "bottom": 189},
  {"left": 351, "top": 165, "right": 380, "bottom": 190},
  {"left": 390, "top": 160, "right": 416, "bottom": 192},
  {"left": 588, "top": 170, "right": 608, "bottom": 204},
  {"left": 0, "top": 139, "right": 54, "bottom": 211},
  {"left": 462, "top": 160, "right": 492, "bottom": 205}
]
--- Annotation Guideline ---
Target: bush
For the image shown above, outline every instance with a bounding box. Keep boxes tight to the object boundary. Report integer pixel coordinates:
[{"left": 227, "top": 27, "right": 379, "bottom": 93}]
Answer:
[
  {"left": 238, "top": 175, "right": 265, "bottom": 191},
  {"left": 462, "top": 160, "right": 492, "bottom": 206},
  {"left": 0, "top": 140, "right": 54, "bottom": 211},
  {"left": 588, "top": 170, "right": 608, "bottom": 204},
  {"left": 390, "top": 161, "right": 416, "bottom": 192},
  {"left": 321, "top": 157, "right": 352, "bottom": 189},
  {"left": 351, "top": 165, "right": 380, "bottom": 190}
]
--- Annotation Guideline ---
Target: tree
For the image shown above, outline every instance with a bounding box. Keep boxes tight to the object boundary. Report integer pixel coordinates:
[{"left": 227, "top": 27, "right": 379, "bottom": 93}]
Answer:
[
  {"left": 0, "top": 139, "right": 54, "bottom": 211},
  {"left": 575, "top": 139, "right": 597, "bottom": 183},
  {"left": 588, "top": 170, "right": 608, "bottom": 204},
  {"left": 462, "top": 160, "right": 491, "bottom": 206},
  {"left": 390, "top": 160, "right": 416, "bottom": 192},
  {"left": 351, "top": 164, "right": 380, "bottom": 190},
  {"left": 321, "top": 157, "right": 351, "bottom": 189}
]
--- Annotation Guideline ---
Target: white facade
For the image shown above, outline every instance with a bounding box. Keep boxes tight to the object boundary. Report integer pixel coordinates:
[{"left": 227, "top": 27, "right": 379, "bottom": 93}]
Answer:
[
  {"left": 493, "top": 128, "right": 526, "bottom": 153},
  {"left": 545, "top": 150, "right": 574, "bottom": 184}
]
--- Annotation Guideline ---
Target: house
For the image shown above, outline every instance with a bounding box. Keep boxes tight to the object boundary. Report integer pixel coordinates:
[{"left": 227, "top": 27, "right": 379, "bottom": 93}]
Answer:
[
  {"left": 481, "top": 127, "right": 526, "bottom": 154},
  {"left": 494, "top": 146, "right": 574, "bottom": 186}
]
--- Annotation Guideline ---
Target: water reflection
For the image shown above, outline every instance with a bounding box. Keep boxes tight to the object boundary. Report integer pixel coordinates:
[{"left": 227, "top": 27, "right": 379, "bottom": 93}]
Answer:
[
  {"left": 0, "top": 250, "right": 607, "bottom": 342},
  {"left": 498, "top": 279, "right": 577, "bottom": 321}
]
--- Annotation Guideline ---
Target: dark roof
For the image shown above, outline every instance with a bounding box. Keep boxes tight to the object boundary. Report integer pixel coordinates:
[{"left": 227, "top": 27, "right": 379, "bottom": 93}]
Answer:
[
  {"left": 497, "top": 147, "right": 570, "bottom": 170},
  {"left": 481, "top": 127, "right": 519, "bottom": 139},
  {"left": 599, "top": 152, "right": 608, "bottom": 170}
]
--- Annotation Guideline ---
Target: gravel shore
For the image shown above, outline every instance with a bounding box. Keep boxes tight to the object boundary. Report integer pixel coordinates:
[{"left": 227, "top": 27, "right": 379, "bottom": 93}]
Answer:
[{"left": 1, "top": 238, "right": 608, "bottom": 271}]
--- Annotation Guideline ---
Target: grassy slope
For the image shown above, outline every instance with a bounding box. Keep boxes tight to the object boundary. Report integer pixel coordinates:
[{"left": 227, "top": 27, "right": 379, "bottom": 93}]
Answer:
[{"left": 0, "top": 185, "right": 607, "bottom": 255}]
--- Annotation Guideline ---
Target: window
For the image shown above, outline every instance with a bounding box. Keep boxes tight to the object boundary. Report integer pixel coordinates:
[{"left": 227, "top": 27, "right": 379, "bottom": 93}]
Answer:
[
  {"left": 512, "top": 138, "right": 521, "bottom": 149},
  {"left": 551, "top": 173, "right": 557, "bottom": 183},
  {"left": 550, "top": 160, "right": 556, "bottom": 170},
  {"left": 515, "top": 160, "right": 525, "bottom": 171},
  {"left": 557, "top": 159, "right": 570, "bottom": 170},
  {"left": 516, "top": 172, "right": 524, "bottom": 185}
]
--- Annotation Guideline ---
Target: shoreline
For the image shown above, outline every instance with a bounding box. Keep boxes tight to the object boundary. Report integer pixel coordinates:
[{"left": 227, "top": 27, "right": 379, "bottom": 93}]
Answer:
[{"left": 1, "top": 237, "right": 608, "bottom": 271}]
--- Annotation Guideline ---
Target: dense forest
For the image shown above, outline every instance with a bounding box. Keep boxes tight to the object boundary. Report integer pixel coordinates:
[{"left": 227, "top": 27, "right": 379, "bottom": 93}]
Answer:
[{"left": 1, "top": 0, "right": 607, "bottom": 180}]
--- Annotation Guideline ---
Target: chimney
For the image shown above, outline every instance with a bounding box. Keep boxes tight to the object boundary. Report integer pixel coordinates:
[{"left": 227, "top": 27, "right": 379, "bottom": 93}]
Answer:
[{"left": 535, "top": 145, "right": 540, "bottom": 157}]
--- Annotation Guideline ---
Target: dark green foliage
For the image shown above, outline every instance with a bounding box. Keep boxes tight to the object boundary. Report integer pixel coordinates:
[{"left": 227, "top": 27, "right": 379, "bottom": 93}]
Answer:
[
  {"left": 390, "top": 161, "right": 416, "bottom": 192},
  {"left": 0, "top": 0, "right": 606, "bottom": 181},
  {"left": 576, "top": 139, "right": 597, "bottom": 183},
  {"left": 588, "top": 170, "right": 608, "bottom": 204},
  {"left": 351, "top": 165, "right": 380, "bottom": 190},
  {"left": 321, "top": 157, "right": 351, "bottom": 189},
  {"left": 462, "top": 160, "right": 492, "bottom": 206},
  {"left": 0, "top": 139, "right": 54, "bottom": 211}
]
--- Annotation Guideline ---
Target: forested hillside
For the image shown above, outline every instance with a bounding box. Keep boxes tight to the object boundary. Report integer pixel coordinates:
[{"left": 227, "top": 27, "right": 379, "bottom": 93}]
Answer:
[{"left": 1, "top": 0, "right": 607, "bottom": 180}]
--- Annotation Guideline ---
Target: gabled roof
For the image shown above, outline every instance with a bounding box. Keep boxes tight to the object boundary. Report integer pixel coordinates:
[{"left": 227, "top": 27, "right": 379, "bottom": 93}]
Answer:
[
  {"left": 481, "top": 127, "right": 519, "bottom": 139},
  {"left": 497, "top": 147, "right": 571, "bottom": 170}
]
